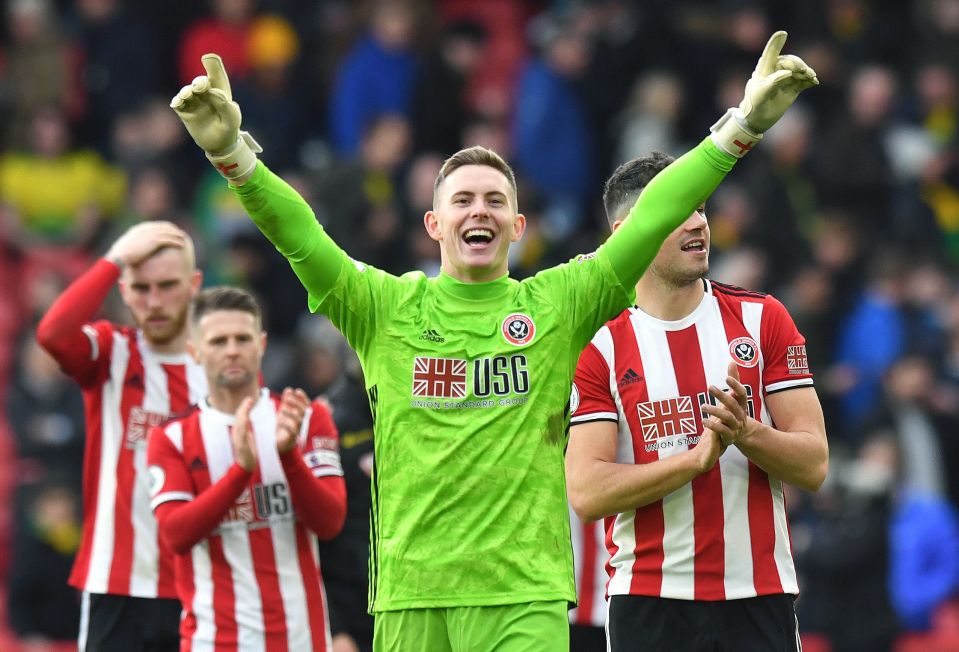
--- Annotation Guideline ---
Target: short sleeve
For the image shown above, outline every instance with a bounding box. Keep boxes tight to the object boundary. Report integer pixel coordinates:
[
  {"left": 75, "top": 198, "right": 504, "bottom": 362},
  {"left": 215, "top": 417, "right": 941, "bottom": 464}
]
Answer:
[
  {"left": 147, "top": 422, "right": 195, "bottom": 510},
  {"left": 570, "top": 342, "right": 618, "bottom": 424},
  {"left": 300, "top": 400, "right": 345, "bottom": 478},
  {"left": 761, "top": 296, "right": 814, "bottom": 395}
]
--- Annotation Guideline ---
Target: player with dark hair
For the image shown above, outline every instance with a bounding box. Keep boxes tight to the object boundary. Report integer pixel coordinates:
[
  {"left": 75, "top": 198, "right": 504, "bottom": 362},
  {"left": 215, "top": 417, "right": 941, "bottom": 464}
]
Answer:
[
  {"left": 566, "top": 151, "right": 829, "bottom": 651},
  {"left": 36, "top": 220, "right": 204, "bottom": 651},
  {"left": 170, "top": 31, "right": 817, "bottom": 650},
  {"left": 146, "top": 286, "right": 347, "bottom": 650}
]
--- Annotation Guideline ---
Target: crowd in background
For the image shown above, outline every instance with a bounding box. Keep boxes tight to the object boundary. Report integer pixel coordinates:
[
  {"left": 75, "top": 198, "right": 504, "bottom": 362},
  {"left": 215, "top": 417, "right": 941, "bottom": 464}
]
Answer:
[{"left": 2, "top": 0, "right": 959, "bottom": 650}]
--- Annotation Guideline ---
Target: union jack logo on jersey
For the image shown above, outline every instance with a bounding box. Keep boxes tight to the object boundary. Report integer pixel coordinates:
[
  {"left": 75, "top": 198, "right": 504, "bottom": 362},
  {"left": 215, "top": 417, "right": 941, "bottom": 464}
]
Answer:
[
  {"left": 637, "top": 396, "right": 697, "bottom": 441},
  {"left": 786, "top": 345, "right": 809, "bottom": 374},
  {"left": 412, "top": 357, "right": 467, "bottom": 398}
]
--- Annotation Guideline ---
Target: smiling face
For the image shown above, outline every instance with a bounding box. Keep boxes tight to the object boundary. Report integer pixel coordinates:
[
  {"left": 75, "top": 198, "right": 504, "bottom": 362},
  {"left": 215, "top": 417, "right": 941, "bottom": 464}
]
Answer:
[
  {"left": 425, "top": 163, "right": 525, "bottom": 282},
  {"left": 646, "top": 207, "right": 710, "bottom": 286}
]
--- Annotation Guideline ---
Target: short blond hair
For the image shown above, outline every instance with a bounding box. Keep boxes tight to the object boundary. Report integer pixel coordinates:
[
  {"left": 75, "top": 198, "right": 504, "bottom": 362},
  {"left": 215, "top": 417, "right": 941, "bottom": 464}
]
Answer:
[{"left": 433, "top": 146, "right": 518, "bottom": 209}]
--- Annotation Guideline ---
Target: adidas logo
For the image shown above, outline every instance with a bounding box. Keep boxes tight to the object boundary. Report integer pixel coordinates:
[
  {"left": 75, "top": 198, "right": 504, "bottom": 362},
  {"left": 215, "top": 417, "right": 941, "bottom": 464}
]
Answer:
[
  {"left": 189, "top": 456, "right": 207, "bottom": 472},
  {"left": 618, "top": 368, "right": 643, "bottom": 386},
  {"left": 420, "top": 329, "right": 445, "bottom": 343}
]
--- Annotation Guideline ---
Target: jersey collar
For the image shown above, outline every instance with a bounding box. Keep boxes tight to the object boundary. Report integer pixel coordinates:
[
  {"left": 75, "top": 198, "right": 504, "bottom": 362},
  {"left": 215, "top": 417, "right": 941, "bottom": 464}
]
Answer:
[{"left": 435, "top": 271, "right": 512, "bottom": 302}]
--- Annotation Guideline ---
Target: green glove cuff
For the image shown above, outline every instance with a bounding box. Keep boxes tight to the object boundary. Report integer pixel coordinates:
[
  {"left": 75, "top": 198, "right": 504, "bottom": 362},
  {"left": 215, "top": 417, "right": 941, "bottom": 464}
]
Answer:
[
  {"left": 206, "top": 131, "right": 263, "bottom": 180},
  {"left": 710, "top": 108, "right": 763, "bottom": 159}
]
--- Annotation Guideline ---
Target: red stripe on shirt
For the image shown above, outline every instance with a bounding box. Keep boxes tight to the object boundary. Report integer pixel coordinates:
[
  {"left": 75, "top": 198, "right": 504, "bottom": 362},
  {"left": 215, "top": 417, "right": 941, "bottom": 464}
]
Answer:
[
  {"left": 249, "top": 528, "right": 289, "bottom": 652},
  {"left": 108, "top": 340, "right": 144, "bottom": 594},
  {"left": 748, "top": 462, "right": 782, "bottom": 594},
  {"left": 296, "top": 526, "right": 326, "bottom": 650},
  {"left": 666, "top": 326, "right": 726, "bottom": 600},
  {"left": 576, "top": 519, "right": 599, "bottom": 625}
]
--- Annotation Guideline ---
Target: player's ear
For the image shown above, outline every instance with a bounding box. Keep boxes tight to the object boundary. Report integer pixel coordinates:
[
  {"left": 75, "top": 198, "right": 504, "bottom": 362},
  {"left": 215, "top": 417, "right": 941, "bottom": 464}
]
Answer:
[
  {"left": 510, "top": 213, "right": 526, "bottom": 242},
  {"left": 259, "top": 331, "right": 267, "bottom": 355},
  {"left": 190, "top": 269, "right": 203, "bottom": 296},
  {"left": 424, "top": 210, "right": 442, "bottom": 242},
  {"left": 611, "top": 219, "right": 624, "bottom": 233}
]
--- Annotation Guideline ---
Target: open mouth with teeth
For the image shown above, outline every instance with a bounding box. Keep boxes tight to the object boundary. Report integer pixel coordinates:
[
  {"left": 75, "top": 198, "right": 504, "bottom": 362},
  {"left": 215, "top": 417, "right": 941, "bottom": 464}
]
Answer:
[
  {"left": 681, "top": 240, "right": 706, "bottom": 253},
  {"left": 463, "top": 228, "right": 495, "bottom": 247}
]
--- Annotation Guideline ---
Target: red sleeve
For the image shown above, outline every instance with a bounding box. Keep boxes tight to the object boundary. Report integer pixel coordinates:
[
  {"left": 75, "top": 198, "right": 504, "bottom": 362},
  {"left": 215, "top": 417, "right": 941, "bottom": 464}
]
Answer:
[
  {"left": 571, "top": 342, "right": 617, "bottom": 424},
  {"left": 760, "top": 296, "right": 814, "bottom": 394},
  {"left": 280, "top": 400, "right": 346, "bottom": 540},
  {"left": 148, "top": 423, "right": 252, "bottom": 555},
  {"left": 36, "top": 258, "right": 120, "bottom": 385},
  {"left": 147, "top": 424, "right": 194, "bottom": 509}
]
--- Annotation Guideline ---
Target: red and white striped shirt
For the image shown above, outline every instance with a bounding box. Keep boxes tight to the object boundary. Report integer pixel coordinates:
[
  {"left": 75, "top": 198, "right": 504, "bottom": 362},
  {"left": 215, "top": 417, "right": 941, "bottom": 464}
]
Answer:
[
  {"left": 571, "top": 280, "right": 813, "bottom": 601},
  {"left": 569, "top": 506, "right": 607, "bottom": 627},
  {"left": 148, "top": 390, "right": 344, "bottom": 652},
  {"left": 62, "top": 318, "right": 206, "bottom": 598}
]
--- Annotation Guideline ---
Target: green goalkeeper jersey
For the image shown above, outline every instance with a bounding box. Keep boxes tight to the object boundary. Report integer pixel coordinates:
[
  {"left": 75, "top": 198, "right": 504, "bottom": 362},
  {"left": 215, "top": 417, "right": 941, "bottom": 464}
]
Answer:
[{"left": 234, "top": 138, "right": 735, "bottom": 612}]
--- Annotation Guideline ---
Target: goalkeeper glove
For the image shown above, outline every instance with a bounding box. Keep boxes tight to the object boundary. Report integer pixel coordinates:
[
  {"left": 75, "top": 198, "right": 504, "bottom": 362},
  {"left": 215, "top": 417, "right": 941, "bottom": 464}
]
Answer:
[
  {"left": 711, "top": 31, "right": 818, "bottom": 158},
  {"left": 170, "top": 54, "right": 262, "bottom": 181}
]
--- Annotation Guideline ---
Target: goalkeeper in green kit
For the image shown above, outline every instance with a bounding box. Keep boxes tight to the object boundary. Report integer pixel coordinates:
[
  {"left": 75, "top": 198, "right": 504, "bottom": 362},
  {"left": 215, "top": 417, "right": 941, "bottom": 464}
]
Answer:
[{"left": 171, "top": 31, "right": 816, "bottom": 651}]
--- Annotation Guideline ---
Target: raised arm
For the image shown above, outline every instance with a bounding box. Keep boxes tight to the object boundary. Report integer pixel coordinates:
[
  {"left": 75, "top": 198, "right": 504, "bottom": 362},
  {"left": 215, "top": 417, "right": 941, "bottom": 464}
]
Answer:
[
  {"left": 602, "top": 30, "right": 818, "bottom": 288},
  {"left": 170, "top": 54, "right": 347, "bottom": 304},
  {"left": 37, "top": 221, "right": 189, "bottom": 379}
]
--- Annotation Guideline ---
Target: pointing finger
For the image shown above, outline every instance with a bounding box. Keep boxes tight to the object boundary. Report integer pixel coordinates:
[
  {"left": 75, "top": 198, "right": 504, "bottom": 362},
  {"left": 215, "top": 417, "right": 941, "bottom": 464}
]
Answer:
[
  {"left": 756, "top": 31, "right": 788, "bottom": 77},
  {"left": 201, "top": 53, "right": 232, "bottom": 101}
]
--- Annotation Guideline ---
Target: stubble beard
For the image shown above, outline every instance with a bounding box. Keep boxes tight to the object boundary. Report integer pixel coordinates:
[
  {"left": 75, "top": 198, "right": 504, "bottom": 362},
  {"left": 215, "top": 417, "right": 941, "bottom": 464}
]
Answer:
[{"left": 141, "top": 306, "right": 189, "bottom": 347}]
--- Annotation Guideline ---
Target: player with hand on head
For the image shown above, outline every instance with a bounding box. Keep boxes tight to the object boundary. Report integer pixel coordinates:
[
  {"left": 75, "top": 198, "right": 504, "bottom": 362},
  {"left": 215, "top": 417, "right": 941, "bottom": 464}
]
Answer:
[
  {"left": 146, "top": 286, "right": 347, "bottom": 650},
  {"left": 170, "top": 31, "right": 816, "bottom": 651},
  {"left": 566, "top": 149, "right": 828, "bottom": 650},
  {"left": 36, "top": 220, "right": 205, "bottom": 651}
]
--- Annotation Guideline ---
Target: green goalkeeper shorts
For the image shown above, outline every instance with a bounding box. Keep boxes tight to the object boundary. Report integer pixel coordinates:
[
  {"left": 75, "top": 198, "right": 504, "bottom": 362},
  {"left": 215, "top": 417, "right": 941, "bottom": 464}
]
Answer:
[{"left": 373, "top": 600, "right": 569, "bottom": 652}]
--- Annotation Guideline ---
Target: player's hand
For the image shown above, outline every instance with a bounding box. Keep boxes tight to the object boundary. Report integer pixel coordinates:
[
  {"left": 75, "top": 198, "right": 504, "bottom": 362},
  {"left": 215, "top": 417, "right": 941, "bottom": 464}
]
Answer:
[
  {"left": 710, "top": 30, "right": 817, "bottom": 157},
  {"left": 739, "top": 31, "right": 818, "bottom": 133},
  {"left": 276, "top": 388, "right": 310, "bottom": 454},
  {"left": 232, "top": 396, "right": 258, "bottom": 472},
  {"left": 703, "top": 362, "right": 751, "bottom": 448},
  {"left": 105, "top": 221, "right": 188, "bottom": 269},
  {"left": 170, "top": 54, "right": 261, "bottom": 181},
  {"left": 171, "top": 54, "right": 240, "bottom": 154},
  {"left": 692, "top": 428, "right": 726, "bottom": 474}
]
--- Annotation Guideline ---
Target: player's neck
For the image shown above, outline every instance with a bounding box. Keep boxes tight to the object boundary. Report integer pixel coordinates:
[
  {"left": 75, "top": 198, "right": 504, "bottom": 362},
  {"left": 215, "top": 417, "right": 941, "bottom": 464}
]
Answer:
[
  {"left": 144, "top": 330, "right": 189, "bottom": 355},
  {"left": 633, "top": 276, "right": 705, "bottom": 321},
  {"left": 207, "top": 385, "right": 261, "bottom": 415}
]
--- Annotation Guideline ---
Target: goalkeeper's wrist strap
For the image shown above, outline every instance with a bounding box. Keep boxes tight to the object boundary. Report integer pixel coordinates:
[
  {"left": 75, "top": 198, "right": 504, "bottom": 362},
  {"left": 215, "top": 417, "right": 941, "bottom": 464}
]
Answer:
[
  {"left": 206, "top": 131, "right": 263, "bottom": 180},
  {"left": 710, "top": 108, "right": 762, "bottom": 158}
]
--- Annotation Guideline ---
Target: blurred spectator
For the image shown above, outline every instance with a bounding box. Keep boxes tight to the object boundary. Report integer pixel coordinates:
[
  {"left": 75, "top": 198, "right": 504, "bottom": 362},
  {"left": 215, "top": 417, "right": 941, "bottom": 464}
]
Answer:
[
  {"left": 6, "top": 331, "right": 84, "bottom": 490},
  {"left": 410, "top": 18, "right": 487, "bottom": 156},
  {"left": 71, "top": 0, "right": 158, "bottom": 153},
  {"left": 816, "top": 64, "right": 898, "bottom": 227},
  {"left": 314, "top": 113, "right": 412, "bottom": 272},
  {"left": 0, "top": 105, "right": 125, "bottom": 250},
  {"left": 793, "top": 436, "right": 900, "bottom": 652},
  {"left": 6, "top": 483, "right": 81, "bottom": 643},
  {"left": 831, "top": 252, "right": 908, "bottom": 430},
  {"left": 0, "top": 0, "right": 82, "bottom": 150},
  {"left": 512, "top": 10, "right": 594, "bottom": 242},
  {"left": 233, "top": 13, "right": 307, "bottom": 170},
  {"left": 614, "top": 70, "right": 686, "bottom": 167},
  {"left": 177, "top": 0, "right": 256, "bottom": 85},
  {"left": 328, "top": 0, "right": 418, "bottom": 155}
]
